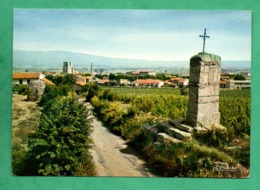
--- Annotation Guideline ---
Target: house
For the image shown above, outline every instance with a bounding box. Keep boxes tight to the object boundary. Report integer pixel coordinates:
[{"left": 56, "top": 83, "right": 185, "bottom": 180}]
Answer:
[
  {"left": 73, "top": 81, "right": 87, "bottom": 91},
  {"left": 117, "top": 79, "right": 130, "bottom": 86},
  {"left": 220, "top": 80, "right": 227, "bottom": 88},
  {"left": 40, "top": 78, "right": 55, "bottom": 86},
  {"left": 12, "top": 72, "right": 54, "bottom": 85},
  {"left": 132, "top": 79, "right": 164, "bottom": 88},
  {"left": 75, "top": 75, "right": 91, "bottom": 83},
  {"left": 127, "top": 70, "right": 156, "bottom": 76},
  {"left": 170, "top": 78, "right": 189, "bottom": 87},
  {"left": 13, "top": 72, "right": 44, "bottom": 85},
  {"left": 98, "top": 79, "right": 110, "bottom": 85},
  {"left": 163, "top": 80, "right": 176, "bottom": 88},
  {"left": 226, "top": 80, "right": 251, "bottom": 89}
]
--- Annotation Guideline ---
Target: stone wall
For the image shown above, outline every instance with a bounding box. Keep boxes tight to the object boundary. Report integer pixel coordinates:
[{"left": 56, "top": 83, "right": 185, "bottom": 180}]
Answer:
[
  {"left": 27, "top": 80, "right": 46, "bottom": 101},
  {"left": 186, "top": 52, "right": 221, "bottom": 129}
]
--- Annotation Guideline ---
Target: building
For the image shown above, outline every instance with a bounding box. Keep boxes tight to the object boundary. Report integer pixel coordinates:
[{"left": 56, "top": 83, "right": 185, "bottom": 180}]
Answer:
[
  {"left": 226, "top": 80, "right": 251, "bottom": 89},
  {"left": 63, "top": 62, "right": 74, "bottom": 74},
  {"left": 73, "top": 81, "right": 86, "bottom": 91},
  {"left": 117, "top": 79, "right": 130, "bottom": 86},
  {"left": 13, "top": 72, "right": 55, "bottom": 86},
  {"left": 127, "top": 70, "right": 156, "bottom": 76},
  {"left": 75, "top": 75, "right": 91, "bottom": 83},
  {"left": 170, "top": 78, "right": 189, "bottom": 87},
  {"left": 163, "top": 80, "right": 176, "bottom": 88},
  {"left": 13, "top": 72, "right": 44, "bottom": 85},
  {"left": 132, "top": 79, "right": 164, "bottom": 88},
  {"left": 219, "top": 80, "right": 227, "bottom": 88},
  {"left": 98, "top": 79, "right": 110, "bottom": 85}
]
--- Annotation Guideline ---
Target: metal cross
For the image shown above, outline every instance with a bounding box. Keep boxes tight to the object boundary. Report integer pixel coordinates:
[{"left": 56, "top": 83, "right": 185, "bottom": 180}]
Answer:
[{"left": 199, "top": 28, "right": 210, "bottom": 52}]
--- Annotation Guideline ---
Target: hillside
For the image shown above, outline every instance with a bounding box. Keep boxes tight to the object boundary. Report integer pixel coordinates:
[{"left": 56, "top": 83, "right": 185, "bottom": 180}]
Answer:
[{"left": 13, "top": 50, "right": 251, "bottom": 72}]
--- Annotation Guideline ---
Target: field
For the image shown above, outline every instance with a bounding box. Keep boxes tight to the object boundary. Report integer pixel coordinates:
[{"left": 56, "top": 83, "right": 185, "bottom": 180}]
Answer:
[
  {"left": 91, "top": 87, "right": 250, "bottom": 177},
  {"left": 12, "top": 85, "right": 250, "bottom": 177},
  {"left": 12, "top": 94, "right": 41, "bottom": 175}
]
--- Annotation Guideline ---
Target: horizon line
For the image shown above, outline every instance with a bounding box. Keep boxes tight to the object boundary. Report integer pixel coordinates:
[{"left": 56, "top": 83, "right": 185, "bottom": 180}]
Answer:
[{"left": 13, "top": 49, "right": 252, "bottom": 62}]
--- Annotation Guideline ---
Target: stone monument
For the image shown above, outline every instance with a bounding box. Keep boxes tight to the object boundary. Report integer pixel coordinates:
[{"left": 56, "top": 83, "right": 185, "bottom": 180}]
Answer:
[
  {"left": 27, "top": 80, "right": 46, "bottom": 101},
  {"left": 186, "top": 52, "right": 221, "bottom": 130},
  {"left": 143, "top": 29, "right": 223, "bottom": 146},
  {"left": 185, "top": 29, "right": 222, "bottom": 130}
]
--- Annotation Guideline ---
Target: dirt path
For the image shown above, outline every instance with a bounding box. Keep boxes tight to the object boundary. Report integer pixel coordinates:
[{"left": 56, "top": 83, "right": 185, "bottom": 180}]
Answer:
[{"left": 83, "top": 102, "right": 156, "bottom": 177}]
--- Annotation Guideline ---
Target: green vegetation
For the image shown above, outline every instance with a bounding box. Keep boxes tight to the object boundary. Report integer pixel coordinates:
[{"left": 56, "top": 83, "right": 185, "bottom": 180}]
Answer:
[
  {"left": 12, "top": 84, "right": 28, "bottom": 95},
  {"left": 12, "top": 76, "right": 96, "bottom": 176},
  {"left": 46, "top": 74, "right": 75, "bottom": 85},
  {"left": 234, "top": 74, "right": 246, "bottom": 80},
  {"left": 12, "top": 94, "right": 41, "bottom": 175},
  {"left": 27, "top": 94, "right": 95, "bottom": 176},
  {"left": 90, "top": 87, "right": 250, "bottom": 177},
  {"left": 96, "top": 73, "right": 171, "bottom": 82}
]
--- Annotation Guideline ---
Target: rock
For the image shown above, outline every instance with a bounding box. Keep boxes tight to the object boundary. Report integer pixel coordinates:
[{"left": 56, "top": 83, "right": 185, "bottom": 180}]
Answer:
[
  {"left": 27, "top": 80, "right": 45, "bottom": 101},
  {"left": 144, "top": 125, "right": 158, "bottom": 136},
  {"left": 156, "top": 133, "right": 181, "bottom": 144}
]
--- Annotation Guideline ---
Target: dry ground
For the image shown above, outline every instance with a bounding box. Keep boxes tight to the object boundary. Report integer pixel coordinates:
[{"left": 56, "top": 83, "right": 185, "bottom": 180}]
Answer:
[{"left": 12, "top": 94, "right": 41, "bottom": 154}]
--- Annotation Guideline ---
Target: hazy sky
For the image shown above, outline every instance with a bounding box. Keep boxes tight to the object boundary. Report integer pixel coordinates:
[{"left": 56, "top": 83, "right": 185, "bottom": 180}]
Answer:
[{"left": 13, "top": 9, "right": 251, "bottom": 61}]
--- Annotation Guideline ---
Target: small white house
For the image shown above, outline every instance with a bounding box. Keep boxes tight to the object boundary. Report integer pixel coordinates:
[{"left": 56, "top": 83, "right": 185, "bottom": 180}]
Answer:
[
  {"left": 132, "top": 79, "right": 164, "bottom": 88},
  {"left": 13, "top": 72, "right": 45, "bottom": 85},
  {"left": 226, "top": 80, "right": 251, "bottom": 89}
]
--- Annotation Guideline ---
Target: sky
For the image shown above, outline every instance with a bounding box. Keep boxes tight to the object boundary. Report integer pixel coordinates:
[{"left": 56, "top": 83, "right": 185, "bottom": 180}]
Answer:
[{"left": 13, "top": 9, "right": 251, "bottom": 61}]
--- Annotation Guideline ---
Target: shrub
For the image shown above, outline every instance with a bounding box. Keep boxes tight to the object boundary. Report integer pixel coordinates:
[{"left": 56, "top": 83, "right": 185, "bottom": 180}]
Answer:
[
  {"left": 85, "top": 83, "right": 99, "bottom": 102},
  {"left": 38, "top": 85, "right": 72, "bottom": 107},
  {"left": 27, "top": 94, "right": 95, "bottom": 176},
  {"left": 12, "top": 84, "right": 28, "bottom": 95}
]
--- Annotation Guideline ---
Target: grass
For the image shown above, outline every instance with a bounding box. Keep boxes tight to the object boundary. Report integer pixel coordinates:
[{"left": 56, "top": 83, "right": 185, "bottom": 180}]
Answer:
[
  {"left": 92, "top": 87, "right": 250, "bottom": 177},
  {"left": 12, "top": 94, "right": 41, "bottom": 175},
  {"left": 101, "top": 86, "right": 181, "bottom": 96}
]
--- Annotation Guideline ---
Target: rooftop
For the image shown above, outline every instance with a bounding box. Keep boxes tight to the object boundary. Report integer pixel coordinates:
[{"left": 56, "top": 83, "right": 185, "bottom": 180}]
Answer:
[{"left": 13, "top": 72, "right": 41, "bottom": 79}]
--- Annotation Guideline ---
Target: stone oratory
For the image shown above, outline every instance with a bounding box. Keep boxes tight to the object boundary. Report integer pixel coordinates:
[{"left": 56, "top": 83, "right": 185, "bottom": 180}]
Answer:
[{"left": 145, "top": 29, "right": 224, "bottom": 144}]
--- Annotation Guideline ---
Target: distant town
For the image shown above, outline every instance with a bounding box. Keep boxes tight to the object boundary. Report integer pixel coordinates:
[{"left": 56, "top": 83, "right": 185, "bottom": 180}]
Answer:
[{"left": 12, "top": 61, "right": 251, "bottom": 90}]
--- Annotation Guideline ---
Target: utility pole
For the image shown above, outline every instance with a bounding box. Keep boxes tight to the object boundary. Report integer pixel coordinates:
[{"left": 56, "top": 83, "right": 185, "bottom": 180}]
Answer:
[{"left": 91, "top": 62, "right": 93, "bottom": 85}]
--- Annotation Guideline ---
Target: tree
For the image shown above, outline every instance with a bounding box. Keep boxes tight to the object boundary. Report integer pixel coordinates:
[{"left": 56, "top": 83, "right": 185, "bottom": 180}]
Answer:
[
  {"left": 234, "top": 74, "right": 246, "bottom": 80},
  {"left": 27, "top": 94, "right": 95, "bottom": 176},
  {"left": 46, "top": 74, "right": 75, "bottom": 86},
  {"left": 84, "top": 83, "right": 99, "bottom": 102},
  {"left": 108, "top": 73, "right": 117, "bottom": 80},
  {"left": 38, "top": 85, "right": 72, "bottom": 107}
]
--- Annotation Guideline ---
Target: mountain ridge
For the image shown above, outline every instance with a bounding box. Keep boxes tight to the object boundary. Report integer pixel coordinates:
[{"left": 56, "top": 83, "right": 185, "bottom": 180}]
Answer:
[{"left": 13, "top": 50, "right": 251, "bottom": 72}]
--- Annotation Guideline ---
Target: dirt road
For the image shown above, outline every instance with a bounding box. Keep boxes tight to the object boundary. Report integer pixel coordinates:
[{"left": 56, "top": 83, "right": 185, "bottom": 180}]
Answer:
[{"left": 83, "top": 102, "right": 156, "bottom": 177}]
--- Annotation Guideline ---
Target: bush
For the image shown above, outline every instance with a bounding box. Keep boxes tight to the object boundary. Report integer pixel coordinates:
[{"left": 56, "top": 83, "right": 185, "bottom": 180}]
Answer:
[
  {"left": 38, "top": 85, "right": 72, "bottom": 107},
  {"left": 85, "top": 83, "right": 99, "bottom": 102},
  {"left": 12, "top": 84, "right": 28, "bottom": 95},
  {"left": 26, "top": 94, "right": 95, "bottom": 176}
]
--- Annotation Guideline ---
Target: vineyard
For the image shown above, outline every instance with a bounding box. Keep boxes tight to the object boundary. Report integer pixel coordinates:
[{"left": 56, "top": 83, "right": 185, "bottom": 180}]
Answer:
[{"left": 91, "top": 87, "right": 250, "bottom": 177}]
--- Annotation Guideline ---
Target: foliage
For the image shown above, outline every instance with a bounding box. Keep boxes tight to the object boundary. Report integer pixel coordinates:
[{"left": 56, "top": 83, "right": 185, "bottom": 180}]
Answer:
[
  {"left": 46, "top": 74, "right": 75, "bottom": 86},
  {"left": 12, "top": 84, "right": 28, "bottom": 95},
  {"left": 220, "top": 89, "right": 250, "bottom": 136},
  {"left": 234, "top": 74, "right": 246, "bottom": 80},
  {"left": 90, "top": 87, "right": 250, "bottom": 177},
  {"left": 83, "top": 83, "right": 99, "bottom": 102},
  {"left": 38, "top": 85, "right": 72, "bottom": 107},
  {"left": 12, "top": 94, "right": 42, "bottom": 175},
  {"left": 27, "top": 94, "right": 95, "bottom": 176},
  {"left": 145, "top": 139, "right": 239, "bottom": 177},
  {"left": 180, "top": 86, "right": 188, "bottom": 95},
  {"left": 97, "top": 73, "right": 170, "bottom": 83}
]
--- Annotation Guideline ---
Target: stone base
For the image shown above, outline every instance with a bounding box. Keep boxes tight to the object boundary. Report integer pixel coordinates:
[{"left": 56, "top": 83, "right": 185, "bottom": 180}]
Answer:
[{"left": 186, "top": 112, "right": 220, "bottom": 130}]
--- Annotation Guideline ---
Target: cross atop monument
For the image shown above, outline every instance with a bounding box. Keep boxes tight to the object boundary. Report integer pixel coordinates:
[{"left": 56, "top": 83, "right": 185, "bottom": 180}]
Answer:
[{"left": 199, "top": 28, "right": 210, "bottom": 52}]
